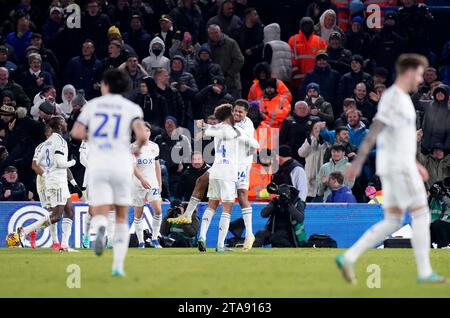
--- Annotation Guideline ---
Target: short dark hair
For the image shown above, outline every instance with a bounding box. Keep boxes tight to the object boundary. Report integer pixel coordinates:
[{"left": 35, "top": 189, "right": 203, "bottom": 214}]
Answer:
[
  {"left": 214, "top": 104, "right": 233, "bottom": 122},
  {"left": 396, "top": 54, "right": 429, "bottom": 75},
  {"left": 102, "top": 69, "right": 131, "bottom": 94},
  {"left": 144, "top": 121, "right": 151, "bottom": 130},
  {"left": 48, "top": 115, "right": 65, "bottom": 131},
  {"left": 329, "top": 171, "right": 344, "bottom": 185},
  {"left": 244, "top": 7, "right": 256, "bottom": 16},
  {"left": 234, "top": 99, "right": 249, "bottom": 111}
]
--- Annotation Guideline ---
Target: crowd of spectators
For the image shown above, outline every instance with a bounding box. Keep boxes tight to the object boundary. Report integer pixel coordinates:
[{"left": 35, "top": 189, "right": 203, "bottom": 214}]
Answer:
[{"left": 0, "top": 0, "right": 449, "bottom": 204}]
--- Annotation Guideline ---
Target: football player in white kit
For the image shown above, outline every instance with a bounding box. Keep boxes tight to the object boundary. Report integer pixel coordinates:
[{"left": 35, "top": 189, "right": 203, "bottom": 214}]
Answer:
[
  {"left": 338, "top": 54, "right": 446, "bottom": 284},
  {"left": 132, "top": 122, "right": 163, "bottom": 248},
  {"left": 79, "top": 139, "right": 92, "bottom": 248},
  {"left": 31, "top": 126, "right": 60, "bottom": 250},
  {"left": 19, "top": 116, "right": 76, "bottom": 251},
  {"left": 169, "top": 100, "right": 259, "bottom": 251},
  {"left": 197, "top": 104, "right": 259, "bottom": 252},
  {"left": 71, "top": 69, "right": 147, "bottom": 277}
]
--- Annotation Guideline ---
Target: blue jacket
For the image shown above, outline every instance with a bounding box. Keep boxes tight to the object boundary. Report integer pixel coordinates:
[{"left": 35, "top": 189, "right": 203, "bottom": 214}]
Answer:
[
  {"left": 64, "top": 56, "right": 103, "bottom": 100},
  {"left": 326, "top": 186, "right": 356, "bottom": 203},
  {"left": 320, "top": 122, "right": 369, "bottom": 148},
  {"left": 6, "top": 31, "right": 33, "bottom": 60}
]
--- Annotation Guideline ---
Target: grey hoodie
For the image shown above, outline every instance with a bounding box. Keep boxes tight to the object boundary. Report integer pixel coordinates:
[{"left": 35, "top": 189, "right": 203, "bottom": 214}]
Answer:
[{"left": 142, "top": 37, "right": 171, "bottom": 76}]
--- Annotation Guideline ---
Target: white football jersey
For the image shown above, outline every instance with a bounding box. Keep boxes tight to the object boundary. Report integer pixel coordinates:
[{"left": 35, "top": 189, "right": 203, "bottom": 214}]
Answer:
[
  {"left": 79, "top": 140, "right": 89, "bottom": 187},
  {"left": 38, "top": 133, "right": 69, "bottom": 184},
  {"left": 234, "top": 116, "right": 257, "bottom": 166},
  {"left": 76, "top": 94, "right": 144, "bottom": 170},
  {"left": 132, "top": 141, "right": 160, "bottom": 189},
  {"left": 205, "top": 123, "right": 239, "bottom": 182},
  {"left": 33, "top": 141, "right": 48, "bottom": 170},
  {"left": 374, "top": 84, "right": 417, "bottom": 176}
]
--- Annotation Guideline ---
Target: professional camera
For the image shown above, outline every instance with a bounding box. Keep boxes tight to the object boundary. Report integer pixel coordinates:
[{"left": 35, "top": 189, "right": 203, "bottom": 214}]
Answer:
[
  {"left": 266, "top": 182, "right": 299, "bottom": 203},
  {"left": 430, "top": 177, "right": 450, "bottom": 199}
]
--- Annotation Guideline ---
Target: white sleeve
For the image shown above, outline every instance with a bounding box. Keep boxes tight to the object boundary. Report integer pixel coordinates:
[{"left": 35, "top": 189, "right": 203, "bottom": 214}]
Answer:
[
  {"left": 76, "top": 103, "right": 91, "bottom": 126},
  {"left": 291, "top": 166, "right": 308, "bottom": 201},
  {"left": 373, "top": 94, "right": 396, "bottom": 127},
  {"left": 79, "top": 141, "right": 88, "bottom": 168}
]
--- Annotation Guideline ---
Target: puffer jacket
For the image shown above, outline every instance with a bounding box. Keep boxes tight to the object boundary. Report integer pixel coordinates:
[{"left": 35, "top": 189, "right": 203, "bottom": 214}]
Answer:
[
  {"left": 316, "top": 157, "right": 354, "bottom": 200},
  {"left": 416, "top": 84, "right": 450, "bottom": 152},
  {"left": 263, "top": 23, "right": 292, "bottom": 84},
  {"left": 142, "top": 37, "right": 171, "bottom": 76},
  {"left": 298, "top": 136, "right": 328, "bottom": 197}
]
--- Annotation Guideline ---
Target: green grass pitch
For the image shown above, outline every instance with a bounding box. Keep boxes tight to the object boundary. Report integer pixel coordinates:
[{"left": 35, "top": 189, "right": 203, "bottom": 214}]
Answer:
[{"left": 1, "top": 248, "right": 449, "bottom": 297}]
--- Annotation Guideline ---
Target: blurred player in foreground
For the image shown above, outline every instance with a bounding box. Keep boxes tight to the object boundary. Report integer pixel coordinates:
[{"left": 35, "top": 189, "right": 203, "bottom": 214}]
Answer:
[
  {"left": 71, "top": 69, "right": 146, "bottom": 277},
  {"left": 338, "top": 54, "right": 446, "bottom": 284},
  {"left": 132, "top": 122, "right": 163, "bottom": 248}
]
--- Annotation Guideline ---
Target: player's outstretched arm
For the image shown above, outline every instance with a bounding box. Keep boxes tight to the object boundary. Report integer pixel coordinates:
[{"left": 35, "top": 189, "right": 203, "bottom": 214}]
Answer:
[
  {"left": 71, "top": 122, "right": 87, "bottom": 140},
  {"left": 345, "top": 119, "right": 385, "bottom": 180},
  {"left": 55, "top": 154, "right": 76, "bottom": 169}
]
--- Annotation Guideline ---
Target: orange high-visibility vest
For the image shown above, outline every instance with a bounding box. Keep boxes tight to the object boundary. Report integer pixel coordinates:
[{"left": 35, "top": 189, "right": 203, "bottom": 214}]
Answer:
[
  {"left": 248, "top": 79, "right": 292, "bottom": 103},
  {"left": 248, "top": 163, "right": 274, "bottom": 202},
  {"left": 334, "top": 0, "right": 350, "bottom": 31},
  {"left": 257, "top": 94, "right": 291, "bottom": 129},
  {"left": 288, "top": 32, "right": 327, "bottom": 89}
]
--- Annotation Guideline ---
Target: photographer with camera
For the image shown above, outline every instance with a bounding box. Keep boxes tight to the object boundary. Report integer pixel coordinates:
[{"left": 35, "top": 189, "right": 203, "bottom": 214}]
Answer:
[
  {"left": 254, "top": 183, "right": 307, "bottom": 247},
  {"left": 429, "top": 177, "right": 450, "bottom": 248},
  {"left": 160, "top": 199, "right": 200, "bottom": 247}
]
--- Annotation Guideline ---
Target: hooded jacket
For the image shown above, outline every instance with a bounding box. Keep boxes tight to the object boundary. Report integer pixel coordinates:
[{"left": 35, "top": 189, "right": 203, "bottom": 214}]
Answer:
[
  {"left": 417, "top": 84, "right": 450, "bottom": 151},
  {"left": 208, "top": 33, "right": 244, "bottom": 92},
  {"left": 304, "top": 95, "right": 334, "bottom": 125},
  {"left": 262, "top": 23, "right": 292, "bottom": 84},
  {"left": 248, "top": 62, "right": 292, "bottom": 103},
  {"left": 316, "top": 157, "right": 354, "bottom": 200},
  {"left": 59, "top": 84, "right": 76, "bottom": 116},
  {"left": 142, "top": 37, "right": 171, "bottom": 76},
  {"left": 314, "top": 9, "right": 343, "bottom": 42},
  {"left": 301, "top": 64, "right": 340, "bottom": 111},
  {"left": 191, "top": 44, "right": 224, "bottom": 90}
]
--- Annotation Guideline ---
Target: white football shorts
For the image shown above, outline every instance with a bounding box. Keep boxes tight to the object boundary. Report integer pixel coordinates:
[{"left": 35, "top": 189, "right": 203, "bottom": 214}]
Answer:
[
  {"left": 88, "top": 168, "right": 133, "bottom": 207},
  {"left": 236, "top": 165, "right": 251, "bottom": 190},
  {"left": 207, "top": 178, "right": 236, "bottom": 202},
  {"left": 380, "top": 170, "right": 428, "bottom": 211},
  {"left": 132, "top": 187, "right": 161, "bottom": 207},
  {"left": 45, "top": 182, "right": 70, "bottom": 208}
]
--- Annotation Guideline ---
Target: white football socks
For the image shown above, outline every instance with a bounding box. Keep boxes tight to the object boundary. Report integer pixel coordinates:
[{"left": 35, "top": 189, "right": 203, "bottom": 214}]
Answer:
[
  {"left": 344, "top": 213, "right": 403, "bottom": 264},
  {"left": 107, "top": 211, "right": 116, "bottom": 243},
  {"left": 49, "top": 212, "right": 59, "bottom": 244},
  {"left": 112, "top": 223, "right": 130, "bottom": 273},
  {"left": 134, "top": 217, "right": 144, "bottom": 244},
  {"left": 411, "top": 209, "right": 433, "bottom": 279},
  {"left": 217, "top": 213, "right": 231, "bottom": 249},
  {"left": 199, "top": 208, "right": 215, "bottom": 240},
  {"left": 152, "top": 214, "right": 162, "bottom": 240},
  {"left": 242, "top": 207, "right": 253, "bottom": 238},
  {"left": 61, "top": 218, "right": 73, "bottom": 248},
  {"left": 184, "top": 196, "right": 200, "bottom": 218}
]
